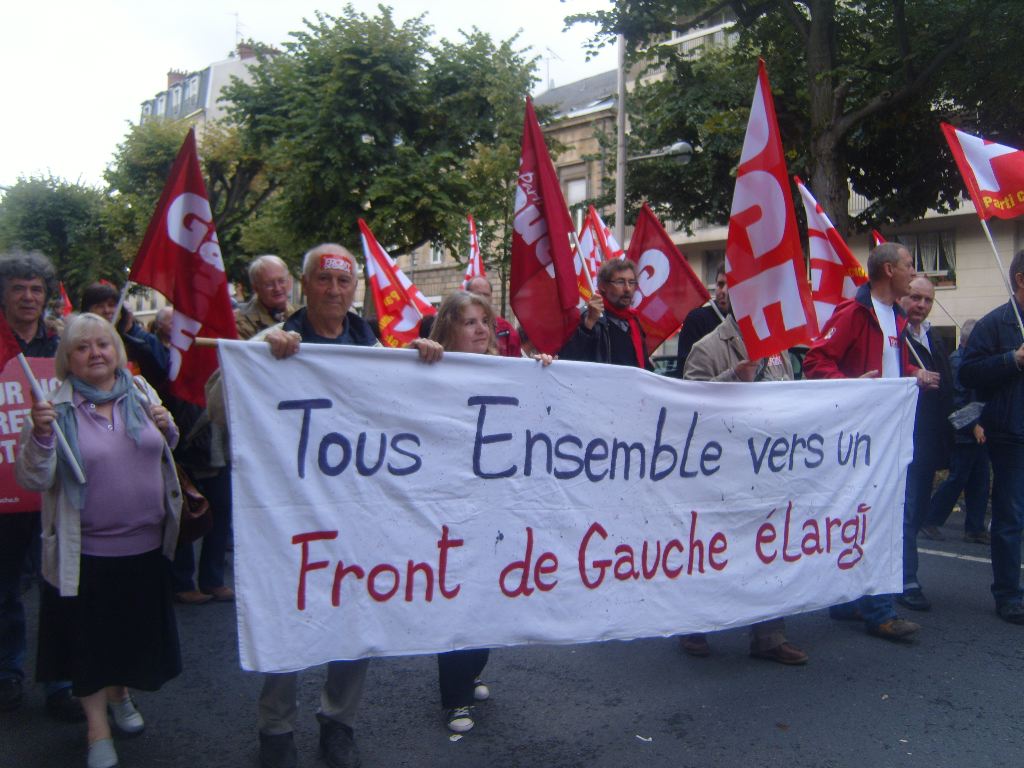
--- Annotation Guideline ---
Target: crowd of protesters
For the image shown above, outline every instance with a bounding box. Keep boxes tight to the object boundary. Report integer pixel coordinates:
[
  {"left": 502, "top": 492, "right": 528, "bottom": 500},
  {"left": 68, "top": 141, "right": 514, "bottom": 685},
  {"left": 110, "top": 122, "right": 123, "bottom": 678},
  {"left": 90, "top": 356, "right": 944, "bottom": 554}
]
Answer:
[{"left": 1, "top": 240, "right": 1022, "bottom": 768}]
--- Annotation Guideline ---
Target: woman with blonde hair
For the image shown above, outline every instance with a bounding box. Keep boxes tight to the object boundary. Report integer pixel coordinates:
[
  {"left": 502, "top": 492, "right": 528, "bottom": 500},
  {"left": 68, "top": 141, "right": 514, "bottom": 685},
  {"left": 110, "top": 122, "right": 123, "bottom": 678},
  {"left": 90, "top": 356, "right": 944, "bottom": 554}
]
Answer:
[{"left": 16, "top": 313, "right": 182, "bottom": 768}]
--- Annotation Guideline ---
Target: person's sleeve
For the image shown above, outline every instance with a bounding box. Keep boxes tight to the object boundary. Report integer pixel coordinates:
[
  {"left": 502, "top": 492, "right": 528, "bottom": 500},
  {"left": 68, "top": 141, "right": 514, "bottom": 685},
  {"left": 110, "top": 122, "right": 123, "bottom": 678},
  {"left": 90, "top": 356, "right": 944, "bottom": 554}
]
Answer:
[
  {"left": 15, "top": 421, "right": 57, "bottom": 491},
  {"left": 960, "top": 316, "right": 1021, "bottom": 392},
  {"left": 558, "top": 318, "right": 598, "bottom": 362},
  {"left": 682, "top": 341, "right": 735, "bottom": 382},
  {"left": 673, "top": 311, "right": 708, "bottom": 378},
  {"left": 803, "top": 312, "right": 851, "bottom": 379}
]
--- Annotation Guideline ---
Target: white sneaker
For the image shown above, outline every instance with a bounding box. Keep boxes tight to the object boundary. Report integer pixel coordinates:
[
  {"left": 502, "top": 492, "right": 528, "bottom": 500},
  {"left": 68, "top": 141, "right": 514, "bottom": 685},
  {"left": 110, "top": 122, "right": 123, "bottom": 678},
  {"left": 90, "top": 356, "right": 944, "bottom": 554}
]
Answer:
[
  {"left": 108, "top": 695, "right": 145, "bottom": 736},
  {"left": 446, "top": 706, "right": 474, "bottom": 733},
  {"left": 87, "top": 737, "right": 119, "bottom": 768},
  {"left": 473, "top": 679, "right": 490, "bottom": 701}
]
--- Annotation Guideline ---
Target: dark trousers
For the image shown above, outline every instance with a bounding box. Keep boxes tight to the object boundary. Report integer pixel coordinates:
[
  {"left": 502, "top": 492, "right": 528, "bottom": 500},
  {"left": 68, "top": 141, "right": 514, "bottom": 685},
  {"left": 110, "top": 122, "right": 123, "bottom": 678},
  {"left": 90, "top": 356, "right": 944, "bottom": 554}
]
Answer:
[
  {"left": 927, "top": 442, "right": 990, "bottom": 533},
  {"left": 437, "top": 649, "right": 489, "bottom": 709},
  {"left": 989, "top": 444, "right": 1024, "bottom": 607},
  {"left": 0, "top": 513, "right": 37, "bottom": 681},
  {"left": 171, "top": 468, "right": 232, "bottom": 592},
  {"left": 903, "top": 456, "right": 939, "bottom": 589}
]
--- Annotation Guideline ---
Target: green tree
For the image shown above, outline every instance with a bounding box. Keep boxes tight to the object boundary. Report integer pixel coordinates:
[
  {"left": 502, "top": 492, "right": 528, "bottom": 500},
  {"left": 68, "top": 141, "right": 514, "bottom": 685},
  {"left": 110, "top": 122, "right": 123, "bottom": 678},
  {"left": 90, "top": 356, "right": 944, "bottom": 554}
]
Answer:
[
  {"left": 0, "top": 176, "right": 120, "bottom": 304},
  {"left": 571, "top": 0, "right": 1024, "bottom": 236},
  {"left": 224, "top": 5, "right": 538, "bottom": 285}
]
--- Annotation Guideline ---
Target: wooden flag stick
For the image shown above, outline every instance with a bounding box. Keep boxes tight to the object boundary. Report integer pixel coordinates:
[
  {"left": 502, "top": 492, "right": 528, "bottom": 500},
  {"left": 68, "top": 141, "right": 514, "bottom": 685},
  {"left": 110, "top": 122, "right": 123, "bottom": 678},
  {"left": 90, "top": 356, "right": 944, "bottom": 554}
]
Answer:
[
  {"left": 112, "top": 281, "right": 132, "bottom": 328},
  {"left": 930, "top": 295, "right": 961, "bottom": 330},
  {"left": 979, "top": 219, "right": 1024, "bottom": 339},
  {"left": 17, "top": 354, "right": 85, "bottom": 484},
  {"left": 903, "top": 334, "right": 927, "bottom": 370}
]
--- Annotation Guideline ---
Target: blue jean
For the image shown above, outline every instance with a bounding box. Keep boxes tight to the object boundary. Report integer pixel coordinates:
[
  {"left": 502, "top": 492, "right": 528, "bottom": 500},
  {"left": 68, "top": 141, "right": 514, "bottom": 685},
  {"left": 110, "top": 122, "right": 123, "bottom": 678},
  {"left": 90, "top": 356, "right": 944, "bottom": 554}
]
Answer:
[
  {"left": 830, "top": 594, "right": 897, "bottom": 627},
  {"left": 989, "top": 443, "right": 1024, "bottom": 606},
  {"left": 927, "top": 442, "right": 990, "bottom": 533},
  {"left": 171, "top": 468, "right": 232, "bottom": 592},
  {"left": 0, "top": 513, "right": 36, "bottom": 681},
  {"left": 903, "top": 456, "right": 939, "bottom": 590}
]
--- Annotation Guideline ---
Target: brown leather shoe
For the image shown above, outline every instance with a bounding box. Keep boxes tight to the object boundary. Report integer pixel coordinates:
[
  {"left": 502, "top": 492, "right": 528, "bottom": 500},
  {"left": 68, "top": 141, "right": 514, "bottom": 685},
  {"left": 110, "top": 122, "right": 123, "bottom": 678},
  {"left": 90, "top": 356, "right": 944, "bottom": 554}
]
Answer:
[
  {"left": 867, "top": 618, "right": 920, "bottom": 642},
  {"left": 964, "top": 530, "right": 991, "bottom": 545},
  {"left": 679, "top": 633, "right": 711, "bottom": 657},
  {"left": 919, "top": 525, "right": 945, "bottom": 541},
  {"left": 203, "top": 586, "right": 235, "bottom": 602},
  {"left": 175, "top": 590, "right": 213, "bottom": 605},
  {"left": 751, "top": 641, "right": 808, "bottom": 665}
]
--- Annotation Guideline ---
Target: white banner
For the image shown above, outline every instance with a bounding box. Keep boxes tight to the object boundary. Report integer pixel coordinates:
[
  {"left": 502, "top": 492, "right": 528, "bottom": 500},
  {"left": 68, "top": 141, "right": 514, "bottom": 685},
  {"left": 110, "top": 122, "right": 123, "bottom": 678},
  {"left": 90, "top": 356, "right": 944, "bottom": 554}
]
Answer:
[{"left": 218, "top": 341, "right": 917, "bottom": 672}]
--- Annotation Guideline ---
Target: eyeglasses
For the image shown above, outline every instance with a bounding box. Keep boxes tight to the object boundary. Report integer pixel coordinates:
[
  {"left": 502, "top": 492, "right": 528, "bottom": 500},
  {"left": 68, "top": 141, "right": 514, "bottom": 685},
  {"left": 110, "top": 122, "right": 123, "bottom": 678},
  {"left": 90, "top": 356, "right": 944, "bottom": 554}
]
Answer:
[{"left": 607, "top": 279, "right": 638, "bottom": 288}]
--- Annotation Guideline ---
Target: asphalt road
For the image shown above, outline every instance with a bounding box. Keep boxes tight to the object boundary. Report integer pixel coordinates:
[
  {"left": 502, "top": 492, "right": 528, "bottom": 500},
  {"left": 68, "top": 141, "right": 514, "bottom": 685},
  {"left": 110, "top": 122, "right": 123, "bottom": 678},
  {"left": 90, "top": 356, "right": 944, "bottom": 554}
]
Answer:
[{"left": 2, "top": 510, "right": 1021, "bottom": 768}]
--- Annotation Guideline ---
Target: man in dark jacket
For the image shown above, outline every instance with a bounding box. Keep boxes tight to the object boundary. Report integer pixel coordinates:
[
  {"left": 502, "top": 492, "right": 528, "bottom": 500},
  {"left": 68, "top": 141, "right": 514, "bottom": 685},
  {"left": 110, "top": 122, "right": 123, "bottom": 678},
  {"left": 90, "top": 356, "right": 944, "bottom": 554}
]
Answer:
[
  {"left": 559, "top": 259, "right": 651, "bottom": 369},
  {"left": 804, "top": 243, "right": 937, "bottom": 642},
  {"left": 897, "top": 276, "right": 954, "bottom": 611},
  {"left": 959, "top": 249, "right": 1024, "bottom": 625},
  {"left": 673, "top": 263, "right": 729, "bottom": 375}
]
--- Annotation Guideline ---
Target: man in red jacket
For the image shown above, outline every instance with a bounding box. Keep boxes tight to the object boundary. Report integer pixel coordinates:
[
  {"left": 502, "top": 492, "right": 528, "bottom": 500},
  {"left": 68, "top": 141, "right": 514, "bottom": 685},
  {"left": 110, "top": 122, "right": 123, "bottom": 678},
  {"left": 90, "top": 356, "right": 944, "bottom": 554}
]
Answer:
[{"left": 804, "top": 242, "right": 938, "bottom": 642}]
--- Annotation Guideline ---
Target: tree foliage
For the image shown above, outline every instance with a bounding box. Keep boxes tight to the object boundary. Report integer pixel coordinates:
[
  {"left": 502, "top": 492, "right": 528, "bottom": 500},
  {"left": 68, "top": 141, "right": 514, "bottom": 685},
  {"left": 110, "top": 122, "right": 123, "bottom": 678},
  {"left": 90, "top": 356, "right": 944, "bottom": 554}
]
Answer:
[{"left": 570, "top": 0, "right": 1024, "bottom": 237}]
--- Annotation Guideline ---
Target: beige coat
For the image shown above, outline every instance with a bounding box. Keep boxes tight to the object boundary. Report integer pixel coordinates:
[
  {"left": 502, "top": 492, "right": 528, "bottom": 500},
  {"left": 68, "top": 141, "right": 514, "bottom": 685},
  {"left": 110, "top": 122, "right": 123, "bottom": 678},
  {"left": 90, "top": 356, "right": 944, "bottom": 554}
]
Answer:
[
  {"left": 15, "top": 377, "right": 182, "bottom": 596},
  {"left": 682, "top": 315, "right": 794, "bottom": 382}
]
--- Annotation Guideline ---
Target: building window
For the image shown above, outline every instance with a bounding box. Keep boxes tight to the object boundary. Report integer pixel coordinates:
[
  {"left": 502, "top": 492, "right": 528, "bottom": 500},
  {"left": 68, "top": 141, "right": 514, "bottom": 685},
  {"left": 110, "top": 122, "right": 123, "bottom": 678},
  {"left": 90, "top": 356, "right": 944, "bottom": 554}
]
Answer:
[
  {"left": 186, "top": 76, "right": 199, "bottom": 103},
  {"left": 171, "top": 87, "right": 182, "bottom": 111},
  {"left": 156, "top": 95, "right": 166, "bottom": 116},
  {"left": 430, "top": 244, "right": 444, "bottom": 265},
  {"left": 565, "top": 177, "right": 588, "bottom": 230},
  {"left": 894, "top": 229, "right": 956, "bottom": 285},
  {"left": 702, "top": 249, "right": 725, "bottom": 285}
]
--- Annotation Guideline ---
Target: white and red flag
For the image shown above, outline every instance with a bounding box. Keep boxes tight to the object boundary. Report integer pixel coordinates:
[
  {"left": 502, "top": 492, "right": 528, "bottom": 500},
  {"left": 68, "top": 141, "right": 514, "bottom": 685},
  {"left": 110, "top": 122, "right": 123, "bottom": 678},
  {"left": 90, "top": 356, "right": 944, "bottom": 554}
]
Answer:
[
  {"left": 575, "top": 205, "right": 625, "bottom": 299},
  {"left": 626, "top": 203, "right": 709, "bottom": 354},
  {"left": 795, "top": 176, "right": 867, "bottom": 330},
  {"left": 57, "top": 282, "right": 73, "bottom": 317},
  {"left": 871, "top": 229, "right": 887, "bottom": 247},
  {"left": 510, "top": 97, "right": 580, "bottom": 355},
  {"left": 725, "top": 60, "right": 817, "bottom": 359},
  {"left": 941, "top": 124, "right": 1024, "bottom": 220},
  {"left": 130, "top": 128, "right": 237, "bottom": 406},
  {"left": 462, "top": 213, "right": 485, "bottom": 288},
  {"left": 358, "top": 219, "right": 436, "bottom": 348}
]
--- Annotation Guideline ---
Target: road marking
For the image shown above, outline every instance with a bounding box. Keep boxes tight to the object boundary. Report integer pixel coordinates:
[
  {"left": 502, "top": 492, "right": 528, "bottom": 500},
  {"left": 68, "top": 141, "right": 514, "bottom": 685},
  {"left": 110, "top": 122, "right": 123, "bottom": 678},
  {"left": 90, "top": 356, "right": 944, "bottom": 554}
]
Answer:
[{"left": 919, "top": 547, "right": 992, "bottom": 565}]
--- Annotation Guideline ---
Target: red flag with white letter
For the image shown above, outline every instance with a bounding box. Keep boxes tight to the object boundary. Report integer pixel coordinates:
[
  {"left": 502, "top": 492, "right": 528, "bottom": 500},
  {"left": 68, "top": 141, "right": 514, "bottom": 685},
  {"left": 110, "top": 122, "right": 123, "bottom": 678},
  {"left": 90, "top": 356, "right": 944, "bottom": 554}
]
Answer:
[
  {"left": 725, "top": 60, "right": 817, "bottom": 359},
  {"left": 941, "top": 124, "right": 1024, "bottom": 220},
  {"left": 129, "top": 128, "right": 237, "bottom": 406},
  {"left": 871, "top": 229, "right": 887, "bottom": 247},
  {"left": 462, "top": 214, "right": 486, "bottom": 288},
  {"left": 358, "top": 219, "right": 436, "bottom": 348},
  {"left": 795, "top": 177, "right": 867, "bottom": 330},
  {"left": 625, "top": 203, "right": 710, "bottom": 354},
  {"left": 510, "top": 97, "right": 579, "bottom": 355}
]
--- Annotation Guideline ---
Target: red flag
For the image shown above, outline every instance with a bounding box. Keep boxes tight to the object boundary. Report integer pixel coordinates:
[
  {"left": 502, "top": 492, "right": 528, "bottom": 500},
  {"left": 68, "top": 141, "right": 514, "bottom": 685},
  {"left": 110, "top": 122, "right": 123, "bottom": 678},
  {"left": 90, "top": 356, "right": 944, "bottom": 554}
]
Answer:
[
  {"left": 58, "top": 282, "right": 73, "bottom": 317},
  {"left": 510, "top": 97, "right": 580, "bottom": 355},
  {"left": 871, "top": 229, "right": 887, "bottom": 247},
  {"left": 941, "top": 123, "right": 1024, "bottom": 220},
  {"left": 795, "top": 177, "right": 868, "bottom": 330},
  {"left": 358, "top": 219, "right": 436, "bottom": 348},
  {"left": 462, "top": 214, "right": 486, "bottom": 289},
  {"left": 725, "top": 60, "right": 817, "bottom": 359},
  {"left": 129, "top": 128, "right": 238, "bottom": 406},
  {"left": 625, "top": 203, "right": 710, "bottom": 355},
  {"left": 0, "top": 312, "right": 23, "bottom": 370}
]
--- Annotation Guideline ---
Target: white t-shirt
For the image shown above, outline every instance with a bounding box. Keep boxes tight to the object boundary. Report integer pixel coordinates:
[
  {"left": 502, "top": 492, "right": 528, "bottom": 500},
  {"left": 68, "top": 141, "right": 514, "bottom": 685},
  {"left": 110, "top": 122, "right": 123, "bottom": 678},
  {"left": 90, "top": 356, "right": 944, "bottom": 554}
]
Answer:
[{"left": 871, "top": 295, "right": 901, "bottom": 379}]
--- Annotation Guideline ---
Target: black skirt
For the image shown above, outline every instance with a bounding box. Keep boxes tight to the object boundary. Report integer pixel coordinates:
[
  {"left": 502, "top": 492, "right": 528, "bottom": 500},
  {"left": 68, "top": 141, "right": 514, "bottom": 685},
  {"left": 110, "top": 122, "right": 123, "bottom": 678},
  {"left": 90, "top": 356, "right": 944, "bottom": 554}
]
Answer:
[{"left": 36, "top": 548, "right": 181, "bottom": 697}]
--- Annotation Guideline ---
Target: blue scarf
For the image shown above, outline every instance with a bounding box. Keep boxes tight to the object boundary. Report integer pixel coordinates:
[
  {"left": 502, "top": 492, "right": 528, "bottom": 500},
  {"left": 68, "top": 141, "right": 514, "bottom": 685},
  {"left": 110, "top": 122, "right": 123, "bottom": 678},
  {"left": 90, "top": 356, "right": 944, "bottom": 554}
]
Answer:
[{"left": 54, "top": 368, "right": 148, "bottom": 510}]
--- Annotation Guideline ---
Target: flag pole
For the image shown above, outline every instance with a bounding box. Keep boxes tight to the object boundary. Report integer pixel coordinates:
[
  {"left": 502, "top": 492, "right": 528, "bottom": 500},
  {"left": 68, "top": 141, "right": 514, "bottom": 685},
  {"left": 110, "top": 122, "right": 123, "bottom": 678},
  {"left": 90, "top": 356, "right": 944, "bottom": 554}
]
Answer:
[
  {"left": 929, "top": 295, "right": 961, "bottom": 330},
  {"left": 979, "top": 220, "right": 1024, "bottom": 338},
  {"left": 903, "top": 335, "right": 927, "bottom": 370},
  {"left": 708, "top": 300, "right": 726, "bottom": 323},
  {"left": 17, "top": 354, "right": 85, "bottom": 484},
  {"left": 112, "top": 281, "right": 132, "bottom": 329}
]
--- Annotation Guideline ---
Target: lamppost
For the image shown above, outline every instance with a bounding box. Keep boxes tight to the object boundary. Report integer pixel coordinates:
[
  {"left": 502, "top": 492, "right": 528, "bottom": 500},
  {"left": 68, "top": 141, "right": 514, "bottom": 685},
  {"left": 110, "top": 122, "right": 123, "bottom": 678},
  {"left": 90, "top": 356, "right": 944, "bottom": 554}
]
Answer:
[{"left": 614, "top": 35, "right": 693, "bottom": 243}]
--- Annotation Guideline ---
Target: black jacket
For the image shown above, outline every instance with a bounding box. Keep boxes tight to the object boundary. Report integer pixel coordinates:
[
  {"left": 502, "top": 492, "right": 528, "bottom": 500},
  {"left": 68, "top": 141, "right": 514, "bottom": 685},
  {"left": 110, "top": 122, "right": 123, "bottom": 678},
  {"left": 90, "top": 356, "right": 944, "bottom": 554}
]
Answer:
[
  {"left": 559, "top": 313, "right": 652, "bottom": 370},
  {"left": 959, "top": 298, "right": 1024, "bottom": 445}
]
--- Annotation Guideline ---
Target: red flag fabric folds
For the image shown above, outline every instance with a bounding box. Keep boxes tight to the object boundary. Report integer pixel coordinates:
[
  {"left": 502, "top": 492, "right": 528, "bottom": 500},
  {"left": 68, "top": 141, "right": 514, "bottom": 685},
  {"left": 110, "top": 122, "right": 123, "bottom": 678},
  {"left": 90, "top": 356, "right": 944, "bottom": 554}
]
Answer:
[
  {"left": 58, "top": 282, "right": 73, "bottom": 317},
  {"left": 0, "top": 313, "right": 23, "bottom": 370},
  {"left": 129, "top": 128, "right": 237, "bottom": 406},
  {"left": 510, "top": 97, "right": 580, "bottom": 355},
  {"left": 871, "top": 229, "right": 887, "bottom": 247},
  {"left": 462, "top": 213, "right": 486, "bottom": 289},
  {"left": 795, "top": 177, "right": 867, "bottom": 330},
  {"left": 625, "top": 203, "right": 709, "bottom": 355},
  {"left": 941, "top": 123, "right": 1024, "bottom": 220},
  {"left": 359, "top": 219, "right": 436, "bottom": 348},
  {"left": 725, "top": 60, "right": 817, "bottom": 360}
]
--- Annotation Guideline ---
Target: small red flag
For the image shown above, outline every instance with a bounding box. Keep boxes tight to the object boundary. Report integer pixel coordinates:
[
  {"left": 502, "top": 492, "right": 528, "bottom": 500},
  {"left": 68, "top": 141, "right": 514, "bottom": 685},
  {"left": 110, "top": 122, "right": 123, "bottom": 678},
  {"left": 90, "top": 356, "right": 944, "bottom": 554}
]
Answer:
[
  {"left": 358, "top": 219, "right": 436, "bottom": 348},
  {"left": 129, "top": 128, "right": 238, "bottom": 406},
  {"left": 725, "top": 60, "right": 818, "bottom": 360},
  {"left": 625, "top": 203, "right": 710, "bottom": 354},
  {"left": 871, "top": 229, "right": 887, "bottom": 247},
  {"left": 941, "top": 123, "right": 1024, "bottom": 221},
  {"left": 462, "top": 214, "right": 486, "bottom": 289},
  {"left": 58, "top": 282, "right": 73, "bottom": 317},
  {"left": 510, "top": 97, "right": 580, "bottom": 355},
  {"left": 795, "top": 177, "right": 867, "bottom": 330}
]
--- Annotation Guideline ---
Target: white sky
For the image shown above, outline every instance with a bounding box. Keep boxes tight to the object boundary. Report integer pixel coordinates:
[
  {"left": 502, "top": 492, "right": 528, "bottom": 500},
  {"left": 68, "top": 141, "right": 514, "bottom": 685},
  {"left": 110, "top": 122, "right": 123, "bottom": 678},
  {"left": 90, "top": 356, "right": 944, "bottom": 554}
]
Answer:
[{"left": 0, "top": 0, "right": 615, "bottom": 189}]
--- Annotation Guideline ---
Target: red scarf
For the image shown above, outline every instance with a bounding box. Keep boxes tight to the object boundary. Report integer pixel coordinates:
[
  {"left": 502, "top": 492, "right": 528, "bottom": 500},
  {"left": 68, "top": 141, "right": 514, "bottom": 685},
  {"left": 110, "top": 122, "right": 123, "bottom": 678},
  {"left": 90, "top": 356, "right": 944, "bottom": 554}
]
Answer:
[{"left": 602, "top": 298, "right": 645, "bottom": 368}]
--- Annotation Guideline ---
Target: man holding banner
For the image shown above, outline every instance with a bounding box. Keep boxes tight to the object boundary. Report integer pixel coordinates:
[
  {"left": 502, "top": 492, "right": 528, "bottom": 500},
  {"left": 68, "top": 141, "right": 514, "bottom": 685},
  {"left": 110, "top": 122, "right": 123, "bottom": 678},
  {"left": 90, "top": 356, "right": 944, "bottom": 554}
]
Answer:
[
  {"left": 804, "top": 243, "right": 937, "bottom": 642},
  {"left": 959, "top": 250, "right": 1024, "bottom": 625}
]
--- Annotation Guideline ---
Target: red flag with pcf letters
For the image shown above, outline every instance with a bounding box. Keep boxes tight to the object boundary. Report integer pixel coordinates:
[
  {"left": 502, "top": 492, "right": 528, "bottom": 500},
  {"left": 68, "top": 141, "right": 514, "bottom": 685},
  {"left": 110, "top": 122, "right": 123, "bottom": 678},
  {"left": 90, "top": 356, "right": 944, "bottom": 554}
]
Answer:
[
  {"left": 941, "top": 123, "right": 1024, "bottom": 220},
  {"left": 625, "top": 203, "right": 710, "bottom": 355},
  {"left": 129, "top": 128, "right": 237, "bottom": 406},
  {"left": 359, "top": 219, "right": 436, "bottom": 348},
  {"left": 510, "top": 97, "right": 580, "bottom": 355},
  {"left": 725, "top": 60, "right": 817, "bottom": 360}
]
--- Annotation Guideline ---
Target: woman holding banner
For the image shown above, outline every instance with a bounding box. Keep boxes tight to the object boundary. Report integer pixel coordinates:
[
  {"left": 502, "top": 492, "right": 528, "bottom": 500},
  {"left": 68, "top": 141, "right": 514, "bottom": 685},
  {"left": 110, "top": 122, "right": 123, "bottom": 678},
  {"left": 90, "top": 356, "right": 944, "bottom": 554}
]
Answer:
[
  {"left": 16, "top": 313, "right": 182, "bottom": 768},
  {"left": 429, "top": 291, "right": 552, "bottom": 733}
]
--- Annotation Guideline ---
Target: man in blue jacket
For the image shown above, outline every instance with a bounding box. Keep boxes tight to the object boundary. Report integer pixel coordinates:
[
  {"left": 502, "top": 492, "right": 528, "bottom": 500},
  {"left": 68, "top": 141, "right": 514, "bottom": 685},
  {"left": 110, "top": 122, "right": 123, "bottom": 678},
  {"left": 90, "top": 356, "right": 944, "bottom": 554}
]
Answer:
[{"left": 959, "top": 250, "right": 1024, "bottom": 625}]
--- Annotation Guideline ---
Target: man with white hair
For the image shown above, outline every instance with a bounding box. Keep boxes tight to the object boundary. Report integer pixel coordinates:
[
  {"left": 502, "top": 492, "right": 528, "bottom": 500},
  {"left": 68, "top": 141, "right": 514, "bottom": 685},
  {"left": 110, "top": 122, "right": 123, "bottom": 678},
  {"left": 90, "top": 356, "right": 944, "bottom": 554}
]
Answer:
[{"left": 235, "top": 255, "right": 296, "bottom": 340}]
